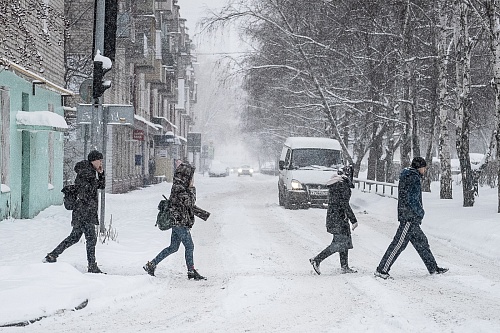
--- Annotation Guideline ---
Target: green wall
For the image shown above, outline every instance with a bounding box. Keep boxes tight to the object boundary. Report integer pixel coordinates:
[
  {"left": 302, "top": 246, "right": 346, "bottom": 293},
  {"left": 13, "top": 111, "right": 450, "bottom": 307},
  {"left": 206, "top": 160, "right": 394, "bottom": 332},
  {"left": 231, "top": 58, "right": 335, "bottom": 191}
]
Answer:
[{"left": 0, "top": 70, "right": 65, "bottom": 220}]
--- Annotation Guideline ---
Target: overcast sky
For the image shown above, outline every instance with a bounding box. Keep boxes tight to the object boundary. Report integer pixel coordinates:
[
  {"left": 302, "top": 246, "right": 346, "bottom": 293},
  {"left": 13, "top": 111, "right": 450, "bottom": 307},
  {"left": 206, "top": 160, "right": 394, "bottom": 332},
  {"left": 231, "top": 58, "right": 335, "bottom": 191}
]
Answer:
[{"left": 178, "top": 0, "right": 243, "bottom": 55}]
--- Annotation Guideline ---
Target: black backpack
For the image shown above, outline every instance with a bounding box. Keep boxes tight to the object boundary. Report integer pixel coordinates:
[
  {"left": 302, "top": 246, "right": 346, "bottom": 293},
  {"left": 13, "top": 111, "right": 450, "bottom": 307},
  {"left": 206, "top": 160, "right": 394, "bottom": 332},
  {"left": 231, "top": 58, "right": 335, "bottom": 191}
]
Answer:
[
  {"left": 155, "top": 195, "right": 172, "bottom": 231},
  {"left": 61, "top": 184, "right": 78, "bottom": 210}
]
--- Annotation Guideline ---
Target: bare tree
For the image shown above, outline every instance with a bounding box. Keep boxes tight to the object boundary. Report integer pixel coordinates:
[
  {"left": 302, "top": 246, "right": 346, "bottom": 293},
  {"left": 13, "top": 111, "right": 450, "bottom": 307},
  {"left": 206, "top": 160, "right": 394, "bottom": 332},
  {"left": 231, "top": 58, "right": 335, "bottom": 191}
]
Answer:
[{"left": 484, "top": 0, "right": 500, "bottom": 212}]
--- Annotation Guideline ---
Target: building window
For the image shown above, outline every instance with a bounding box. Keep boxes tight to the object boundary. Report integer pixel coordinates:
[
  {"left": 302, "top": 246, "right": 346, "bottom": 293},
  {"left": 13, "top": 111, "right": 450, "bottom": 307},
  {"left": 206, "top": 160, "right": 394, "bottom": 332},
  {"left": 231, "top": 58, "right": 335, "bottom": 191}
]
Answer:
[{"left": 22, "top": 92, "right": 29, "bottom": 111}]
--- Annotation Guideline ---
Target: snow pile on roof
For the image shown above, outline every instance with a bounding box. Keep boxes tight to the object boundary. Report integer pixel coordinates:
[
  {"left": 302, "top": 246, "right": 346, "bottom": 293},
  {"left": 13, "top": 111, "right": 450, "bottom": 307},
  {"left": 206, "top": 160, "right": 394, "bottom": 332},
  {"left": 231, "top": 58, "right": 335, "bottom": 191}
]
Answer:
[
  {"left": 284, "top": 137, "right": 341, "bottom": 150},
  {"left": 16, "top": 111, "right": 68, "bottom": 129}
]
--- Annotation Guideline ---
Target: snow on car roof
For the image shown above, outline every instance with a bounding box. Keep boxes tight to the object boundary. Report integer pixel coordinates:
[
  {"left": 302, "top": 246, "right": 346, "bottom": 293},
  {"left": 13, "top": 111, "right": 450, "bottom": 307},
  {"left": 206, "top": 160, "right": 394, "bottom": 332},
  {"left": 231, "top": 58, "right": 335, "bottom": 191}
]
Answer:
[{"left": 284, "top": 137, "right": 341, "bottom": 150}]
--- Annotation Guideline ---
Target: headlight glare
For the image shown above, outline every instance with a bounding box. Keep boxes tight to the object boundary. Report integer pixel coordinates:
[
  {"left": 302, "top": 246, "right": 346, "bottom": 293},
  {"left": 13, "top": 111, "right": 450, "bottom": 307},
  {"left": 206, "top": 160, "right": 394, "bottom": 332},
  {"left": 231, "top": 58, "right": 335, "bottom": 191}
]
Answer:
[{"left": 291, "top": 179, "right": 303, "bottom": 190}]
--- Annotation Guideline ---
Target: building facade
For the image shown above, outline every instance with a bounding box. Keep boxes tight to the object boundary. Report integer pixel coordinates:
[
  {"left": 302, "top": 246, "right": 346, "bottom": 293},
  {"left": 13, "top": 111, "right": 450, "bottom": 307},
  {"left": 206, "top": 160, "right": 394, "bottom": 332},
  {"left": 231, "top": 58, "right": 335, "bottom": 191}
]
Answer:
[
  {"left": 65, "top": 0, "right": 197, "bottom": 193},
  {"left": 0, "top": 0, "right": 70, "bottom": 220}
]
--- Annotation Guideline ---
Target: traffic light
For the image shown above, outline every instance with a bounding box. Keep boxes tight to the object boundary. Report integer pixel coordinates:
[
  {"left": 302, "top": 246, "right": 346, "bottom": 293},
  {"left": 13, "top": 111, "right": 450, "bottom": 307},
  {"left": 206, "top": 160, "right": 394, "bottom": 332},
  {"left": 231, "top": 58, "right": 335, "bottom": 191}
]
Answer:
[{"left": 92, "top": 59, "right": 111, "bottom": 99}]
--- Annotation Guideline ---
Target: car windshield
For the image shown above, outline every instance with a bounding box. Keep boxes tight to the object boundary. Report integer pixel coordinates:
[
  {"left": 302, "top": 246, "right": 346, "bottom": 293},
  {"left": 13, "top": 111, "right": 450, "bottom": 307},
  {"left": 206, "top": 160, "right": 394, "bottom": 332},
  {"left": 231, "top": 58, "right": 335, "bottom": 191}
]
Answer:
[{"left": 291, "top": 149, "right": 341, "bottom": 168}]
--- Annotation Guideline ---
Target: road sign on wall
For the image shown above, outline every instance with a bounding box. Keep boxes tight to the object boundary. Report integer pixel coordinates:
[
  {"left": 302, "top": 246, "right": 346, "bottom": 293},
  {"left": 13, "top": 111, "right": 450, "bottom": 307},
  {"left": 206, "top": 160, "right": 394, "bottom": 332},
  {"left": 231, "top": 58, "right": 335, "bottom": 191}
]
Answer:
[
  {"left": 133, "top": 130, "right": 144, "bottom": 141},
  {"left": 187, "top": 132, "right": 201, "bottom": 152}
]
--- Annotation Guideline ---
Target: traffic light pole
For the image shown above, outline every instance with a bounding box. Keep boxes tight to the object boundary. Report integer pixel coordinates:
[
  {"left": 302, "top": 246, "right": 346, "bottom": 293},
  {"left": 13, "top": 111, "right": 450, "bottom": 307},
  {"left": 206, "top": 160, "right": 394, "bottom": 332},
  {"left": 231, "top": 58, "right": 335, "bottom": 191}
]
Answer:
[{"left": 92, "top": 0, "right": 106, "bottom": 234}]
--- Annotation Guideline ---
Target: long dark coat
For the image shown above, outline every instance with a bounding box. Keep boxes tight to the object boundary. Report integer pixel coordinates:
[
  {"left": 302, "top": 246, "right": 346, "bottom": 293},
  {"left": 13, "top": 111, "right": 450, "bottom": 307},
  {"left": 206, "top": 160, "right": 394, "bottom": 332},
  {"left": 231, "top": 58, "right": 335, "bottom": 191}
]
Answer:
[
  {"left": 72, "top": 160, "right": 106, "bottom": 227},
  {"left": 169, "top": 163, "right": 197, "bottom": 228},
  {"left": 325, "top": 175, "right": 357, "bottom": 251}
]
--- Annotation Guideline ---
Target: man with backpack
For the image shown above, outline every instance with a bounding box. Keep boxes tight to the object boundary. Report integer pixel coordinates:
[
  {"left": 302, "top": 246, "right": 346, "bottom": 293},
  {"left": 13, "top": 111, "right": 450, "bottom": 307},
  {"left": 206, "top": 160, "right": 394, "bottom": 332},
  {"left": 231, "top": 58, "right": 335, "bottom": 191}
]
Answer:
[{"left": 43, "top": 150, "right": 106, "bottom": 273}]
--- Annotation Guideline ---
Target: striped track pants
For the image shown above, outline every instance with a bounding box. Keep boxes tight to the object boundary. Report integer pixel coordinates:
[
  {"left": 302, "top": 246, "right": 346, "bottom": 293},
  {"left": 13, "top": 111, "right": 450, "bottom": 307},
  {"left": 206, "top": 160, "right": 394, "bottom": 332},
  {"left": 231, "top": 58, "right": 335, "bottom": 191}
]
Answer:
[{"left": 377, "top": 221, "right": 438, "bottom": 274}]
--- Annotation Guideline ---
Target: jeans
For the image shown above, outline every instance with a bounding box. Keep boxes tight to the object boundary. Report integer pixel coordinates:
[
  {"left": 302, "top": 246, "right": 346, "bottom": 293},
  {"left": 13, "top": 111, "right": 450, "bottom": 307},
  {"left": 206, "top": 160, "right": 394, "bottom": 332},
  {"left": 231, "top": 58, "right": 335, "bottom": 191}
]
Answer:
[
  {"left": 50, "top": 223, "right": 97, "bottom": 265},
  {"left": 152, "top": 226, "right": 194, "bottom": 269}
]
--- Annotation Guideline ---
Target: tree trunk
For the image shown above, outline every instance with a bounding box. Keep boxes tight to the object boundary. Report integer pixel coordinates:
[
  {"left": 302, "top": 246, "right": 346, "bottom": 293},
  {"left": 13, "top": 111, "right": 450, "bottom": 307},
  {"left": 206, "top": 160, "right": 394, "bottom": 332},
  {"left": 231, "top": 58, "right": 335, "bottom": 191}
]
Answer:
[
  {"left": 484, "top": 0, "right": 500, "bottom": 212},
  {"left": 454, "top": 0, "right": 475, "bottom": 207},
  {"left": 422, "top": 54, "right": 439, "bottom": 193},
  {"left": 398, "top": 0, "right": 412, "bottom": 168},
  {"left": 437, "top": 0, "right": 453, "bottom": 199},
  {"left": 411, "top": 69, "right": 421, "bottom": 158}
]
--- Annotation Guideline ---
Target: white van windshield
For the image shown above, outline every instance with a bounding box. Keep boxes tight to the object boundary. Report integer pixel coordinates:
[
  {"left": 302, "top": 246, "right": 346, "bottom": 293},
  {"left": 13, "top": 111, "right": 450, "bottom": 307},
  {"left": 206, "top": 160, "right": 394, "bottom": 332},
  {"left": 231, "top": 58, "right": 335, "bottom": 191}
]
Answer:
[{"left": 291, "top": 149, "right": 341, "bottom": 169}]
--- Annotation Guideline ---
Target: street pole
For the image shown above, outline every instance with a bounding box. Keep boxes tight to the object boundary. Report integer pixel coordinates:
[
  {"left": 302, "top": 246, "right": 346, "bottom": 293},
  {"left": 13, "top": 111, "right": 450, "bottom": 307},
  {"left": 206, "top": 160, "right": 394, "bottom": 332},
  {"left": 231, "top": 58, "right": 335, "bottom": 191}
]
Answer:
[{"left": 93, "top": 0, "right": 106, "bottom": 234}]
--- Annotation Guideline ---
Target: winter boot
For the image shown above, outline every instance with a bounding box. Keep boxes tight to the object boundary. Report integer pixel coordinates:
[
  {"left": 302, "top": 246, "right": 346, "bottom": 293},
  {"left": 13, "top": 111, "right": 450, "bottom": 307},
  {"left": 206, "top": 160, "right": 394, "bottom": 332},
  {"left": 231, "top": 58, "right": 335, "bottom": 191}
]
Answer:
[
  {"left": 43, "top": 253, "right": 57, "bottom": 263},
  {"left": 187, "top": 268, "right": 206, "bottom": 280},
  {"left": 431, "top": 267, "right": 449, "bottom": 275},
  {"left": 374, "top": 269, "right": 392, "bottom": 280},
  {"left": 309, "top": 258, "right": 321, "bottom": 275},
  {"left": 88, "top": 263, "right": 104, "bottom": 274},
  {"left": 143, "top": 261, "right": 156, "bottom": 277},
  {"left": 341, "top": 266, "right": 357, "bottom": 274}
]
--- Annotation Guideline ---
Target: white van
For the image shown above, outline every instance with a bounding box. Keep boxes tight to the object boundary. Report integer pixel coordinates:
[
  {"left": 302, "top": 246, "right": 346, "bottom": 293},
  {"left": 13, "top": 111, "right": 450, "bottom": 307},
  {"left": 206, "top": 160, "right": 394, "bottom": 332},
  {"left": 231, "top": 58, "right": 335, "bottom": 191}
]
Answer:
[{"left": 278, "top": 137, "right": 343, "bottom": 209}]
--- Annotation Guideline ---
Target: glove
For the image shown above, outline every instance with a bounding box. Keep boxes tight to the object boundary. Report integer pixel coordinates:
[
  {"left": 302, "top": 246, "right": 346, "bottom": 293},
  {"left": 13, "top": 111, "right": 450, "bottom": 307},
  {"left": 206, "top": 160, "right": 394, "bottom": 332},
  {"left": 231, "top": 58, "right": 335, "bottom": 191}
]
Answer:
[{"left": 351, "top": 222, "right": 358, "bottom": 231}]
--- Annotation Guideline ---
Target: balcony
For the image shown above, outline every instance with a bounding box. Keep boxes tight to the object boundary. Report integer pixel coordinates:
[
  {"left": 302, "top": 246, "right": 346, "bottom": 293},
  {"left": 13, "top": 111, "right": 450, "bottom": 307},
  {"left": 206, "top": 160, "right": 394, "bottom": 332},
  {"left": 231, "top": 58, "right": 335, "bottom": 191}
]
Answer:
[
  {"left": 134, "top": 0, "right": 155, "bottom": 15},
  {"left": 155, "top": 0, "right": 173, "bottom": 12}
]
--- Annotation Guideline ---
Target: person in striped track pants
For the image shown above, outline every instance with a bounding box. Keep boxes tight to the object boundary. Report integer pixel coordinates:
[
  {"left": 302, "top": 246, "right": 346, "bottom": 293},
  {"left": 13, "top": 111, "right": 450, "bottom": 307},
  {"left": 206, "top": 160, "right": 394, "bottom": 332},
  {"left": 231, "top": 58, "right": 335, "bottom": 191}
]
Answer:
[{"left": 374, "top": 157, "right": 448, "bottom": 279}]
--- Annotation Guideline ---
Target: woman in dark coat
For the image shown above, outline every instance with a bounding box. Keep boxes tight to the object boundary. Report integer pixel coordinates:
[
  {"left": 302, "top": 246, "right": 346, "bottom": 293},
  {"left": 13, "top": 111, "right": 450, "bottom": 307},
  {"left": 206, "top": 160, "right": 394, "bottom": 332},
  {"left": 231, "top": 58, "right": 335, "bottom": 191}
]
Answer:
[
  {"left": 143, "top": 162, "right": 206, "bottom": 280},
  {"left": 309, "top": 173, "right": 358, "bottom": 275}
]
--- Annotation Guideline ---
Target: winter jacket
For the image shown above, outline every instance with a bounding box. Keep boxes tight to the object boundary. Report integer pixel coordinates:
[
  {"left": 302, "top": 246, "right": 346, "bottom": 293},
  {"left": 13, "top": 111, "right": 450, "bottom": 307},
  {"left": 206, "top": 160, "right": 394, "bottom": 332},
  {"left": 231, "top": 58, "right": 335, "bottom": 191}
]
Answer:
[
  {"left": 397, "top": 167, "right": 425, "bottom": 223},
  {"left": 169, "top": 163, "right": 197, "bottom": 228},
  {"left": 325, "top": 175, "right": 357, "bottom": 235},
  {"left": 72, "top": 160, "right": 105, "bottom": 227}
]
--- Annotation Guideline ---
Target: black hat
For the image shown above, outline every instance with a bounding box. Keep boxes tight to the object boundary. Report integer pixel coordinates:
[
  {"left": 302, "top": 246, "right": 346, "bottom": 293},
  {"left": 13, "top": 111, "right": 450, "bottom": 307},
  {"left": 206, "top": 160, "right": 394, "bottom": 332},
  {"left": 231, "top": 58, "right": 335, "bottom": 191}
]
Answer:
[
  {"left": 411, "top": 157, "right": 427, "bottom": 169},
  {"left": 88, "top": 150, "right": 103, "bottom": 162}
]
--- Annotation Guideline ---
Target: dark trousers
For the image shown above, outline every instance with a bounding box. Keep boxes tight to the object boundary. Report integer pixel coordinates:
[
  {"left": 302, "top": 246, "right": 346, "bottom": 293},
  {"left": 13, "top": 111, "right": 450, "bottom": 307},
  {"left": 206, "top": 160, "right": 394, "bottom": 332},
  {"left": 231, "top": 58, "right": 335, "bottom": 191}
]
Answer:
[
  {"left": 377, "top": 221, "right": 438, "bottom": 274},
  {"left": 50, "top": 223, "right": 97, "bottom": 265},
  {"left": 314, "top": 248, "right": 349, "bottom": 268},
  {"left": 152, "top": 226, "right": 194, "bottom": 269}
]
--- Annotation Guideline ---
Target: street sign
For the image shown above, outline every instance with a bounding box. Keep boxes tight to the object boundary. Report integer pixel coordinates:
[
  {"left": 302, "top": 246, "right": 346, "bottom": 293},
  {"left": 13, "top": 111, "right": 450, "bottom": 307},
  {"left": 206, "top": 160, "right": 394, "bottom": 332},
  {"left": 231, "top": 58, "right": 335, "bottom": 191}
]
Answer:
[
  {"left": 77, "top": 104, "right": 134, "bottom": 125},
  {"left": 187, "top": 132, "right": 201, "bottom": 146},
  {"left": 133, "top": 130, "right": 144, "bottom": 141},
  {"left": 187, "top": 132, "right": 201, "bottom": 152}
]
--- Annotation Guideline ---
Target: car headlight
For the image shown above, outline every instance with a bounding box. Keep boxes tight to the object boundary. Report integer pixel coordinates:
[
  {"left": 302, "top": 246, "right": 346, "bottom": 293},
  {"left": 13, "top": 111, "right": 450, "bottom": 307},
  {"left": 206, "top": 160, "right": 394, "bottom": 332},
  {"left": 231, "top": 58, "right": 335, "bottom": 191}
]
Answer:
[
  {"left": 238, "top": 168, "right": 242, "bottom": 173},
  {"left": 249, "top": 169, "right": 254, "bottom": 173},
  {"left": 290, "top": 179, "right": 303, "bottom": 190}
]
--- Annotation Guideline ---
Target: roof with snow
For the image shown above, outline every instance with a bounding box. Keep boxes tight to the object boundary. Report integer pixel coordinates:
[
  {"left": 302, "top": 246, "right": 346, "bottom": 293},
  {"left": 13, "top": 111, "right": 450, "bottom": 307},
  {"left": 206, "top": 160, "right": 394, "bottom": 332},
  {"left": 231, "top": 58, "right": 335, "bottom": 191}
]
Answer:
[
  {"left": 284, "top": 137, "right": 341, "bottom": 150},
  {"left": 16, "top": 111, "right": 68, "bottom": 132}
]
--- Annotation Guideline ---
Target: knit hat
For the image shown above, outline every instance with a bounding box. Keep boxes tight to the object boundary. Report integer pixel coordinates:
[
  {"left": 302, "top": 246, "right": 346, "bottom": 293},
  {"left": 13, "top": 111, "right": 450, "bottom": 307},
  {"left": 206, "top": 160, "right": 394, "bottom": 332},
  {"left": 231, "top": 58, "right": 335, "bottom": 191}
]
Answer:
[
  {"left": 88, "top": 150, "right": 103, "bottom": 162},
  {"left": 411, "top": 156, "right": 427, "bottom": 169}
]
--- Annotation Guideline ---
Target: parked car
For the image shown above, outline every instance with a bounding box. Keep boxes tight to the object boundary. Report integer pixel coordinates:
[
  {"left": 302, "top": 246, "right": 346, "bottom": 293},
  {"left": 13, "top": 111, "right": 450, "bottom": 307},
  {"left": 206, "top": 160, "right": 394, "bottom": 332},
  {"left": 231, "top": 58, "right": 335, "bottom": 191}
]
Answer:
[
  {"left": 260, "top": 161, "right": 279, "bottom": 176},
  {"left": 208, "top": 161, "right": 229, "bottom": 177},
  {"left": 238, "top": 165, "right": 254, "bottom": 176}
]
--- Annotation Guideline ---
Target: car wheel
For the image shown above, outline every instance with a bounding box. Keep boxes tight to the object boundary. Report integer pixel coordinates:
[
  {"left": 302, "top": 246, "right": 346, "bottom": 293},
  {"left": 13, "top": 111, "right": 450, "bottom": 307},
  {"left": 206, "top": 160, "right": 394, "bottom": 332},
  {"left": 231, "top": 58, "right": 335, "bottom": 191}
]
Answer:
[{"left": 278, "top": 186, "right": 284, "bottom": 206}]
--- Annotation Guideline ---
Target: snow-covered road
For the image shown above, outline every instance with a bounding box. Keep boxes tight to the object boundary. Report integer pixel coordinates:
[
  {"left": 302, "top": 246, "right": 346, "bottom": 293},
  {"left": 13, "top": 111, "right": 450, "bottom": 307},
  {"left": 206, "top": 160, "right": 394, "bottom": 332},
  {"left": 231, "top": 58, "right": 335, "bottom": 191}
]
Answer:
[{"left": 1, "top": 173, "right": 499, "bottom": 332}]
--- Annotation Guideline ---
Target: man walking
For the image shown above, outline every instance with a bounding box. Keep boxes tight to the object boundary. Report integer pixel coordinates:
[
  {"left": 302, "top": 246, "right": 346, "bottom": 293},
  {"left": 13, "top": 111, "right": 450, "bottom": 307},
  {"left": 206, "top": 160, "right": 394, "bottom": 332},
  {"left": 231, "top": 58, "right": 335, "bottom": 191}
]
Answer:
[
  {"left": 375, "top": 157, "right": 448, "bottom": 279},
  {"left": 43, "top": 150, "right": 106, "bottom": 273}
]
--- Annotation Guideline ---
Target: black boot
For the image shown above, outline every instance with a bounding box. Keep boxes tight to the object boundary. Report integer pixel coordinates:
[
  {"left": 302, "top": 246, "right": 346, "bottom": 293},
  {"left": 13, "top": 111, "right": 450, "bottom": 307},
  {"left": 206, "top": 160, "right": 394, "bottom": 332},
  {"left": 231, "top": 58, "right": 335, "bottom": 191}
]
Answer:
[
  {"left": 88, "top": 263, "right": 104, "bottom": 274},
  {"left": 341, "top": 266, "right": 357, "bottom": 274},
  {"left": 143, "top": 261, "right": 156, "bottom": 276},
  {"left": 187, "top": 268, "right": 206, "bottom": 280},
  {"left": 43, "top": 253, "right": 57, "bottom": 263},
  {"left": 309, "top": 258, "right": 321, "bottom": 275}
]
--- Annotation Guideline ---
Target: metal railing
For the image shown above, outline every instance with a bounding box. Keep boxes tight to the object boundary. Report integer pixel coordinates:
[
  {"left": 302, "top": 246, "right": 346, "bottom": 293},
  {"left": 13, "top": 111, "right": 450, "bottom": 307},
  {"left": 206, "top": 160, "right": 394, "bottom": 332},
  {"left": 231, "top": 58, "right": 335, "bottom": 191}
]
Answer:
[{"left": 353, "top": 178, "right": 398, "bottom": 199}]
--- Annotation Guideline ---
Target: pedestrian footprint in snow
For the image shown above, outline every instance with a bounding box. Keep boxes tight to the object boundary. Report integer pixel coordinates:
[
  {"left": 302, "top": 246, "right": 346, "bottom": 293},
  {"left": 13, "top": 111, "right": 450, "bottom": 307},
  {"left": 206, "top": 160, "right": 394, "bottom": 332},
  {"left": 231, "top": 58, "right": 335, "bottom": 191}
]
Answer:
[
  {"left": 143, "top": 162, "right": 208, "bottom": 280},
  {"left": 374, "top": 157, "right": 448, "bottom": 280},
  {"left": 310, "top": 170, "right": 358, "bottom": 275},
  {"left": 43, "top": 150, "right": 106, "bottom": 274}
]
